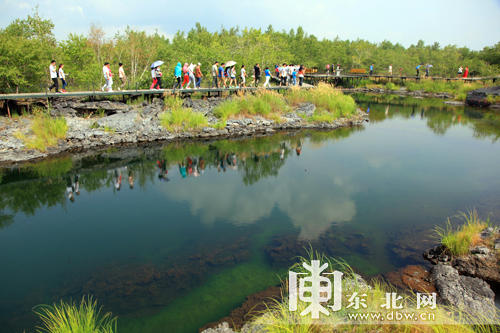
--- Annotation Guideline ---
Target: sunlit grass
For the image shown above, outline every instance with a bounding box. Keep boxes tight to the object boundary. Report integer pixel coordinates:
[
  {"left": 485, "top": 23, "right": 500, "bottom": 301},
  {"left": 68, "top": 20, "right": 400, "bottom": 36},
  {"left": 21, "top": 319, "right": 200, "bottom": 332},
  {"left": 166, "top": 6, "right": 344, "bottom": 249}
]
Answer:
[
  {"left": 159, "top": 108, "right": 208, "bottom": 132},
  {"left": 33, "top": 296, "right": 117, "bottom": 333},
  {"left": 15, "top": 111, "right": 68, "bottom": 152},
  {"left": 435, "top": 209, "right": 489, "bottom": 256}
]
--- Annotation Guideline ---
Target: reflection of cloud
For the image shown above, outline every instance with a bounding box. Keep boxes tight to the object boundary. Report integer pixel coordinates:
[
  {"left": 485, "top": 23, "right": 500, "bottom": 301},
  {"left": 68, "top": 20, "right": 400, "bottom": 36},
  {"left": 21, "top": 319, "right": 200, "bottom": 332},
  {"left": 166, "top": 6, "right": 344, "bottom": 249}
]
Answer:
[{"left": 161, "top": 153, "right": 357, "bottom": 240}]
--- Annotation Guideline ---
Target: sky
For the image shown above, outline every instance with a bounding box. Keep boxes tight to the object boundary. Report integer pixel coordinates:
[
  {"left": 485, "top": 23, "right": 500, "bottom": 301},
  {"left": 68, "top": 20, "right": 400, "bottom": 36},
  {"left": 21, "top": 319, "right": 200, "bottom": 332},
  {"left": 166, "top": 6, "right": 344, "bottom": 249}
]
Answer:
[{"left": 1, "top": 0, "right": 500, "bottom": 50}]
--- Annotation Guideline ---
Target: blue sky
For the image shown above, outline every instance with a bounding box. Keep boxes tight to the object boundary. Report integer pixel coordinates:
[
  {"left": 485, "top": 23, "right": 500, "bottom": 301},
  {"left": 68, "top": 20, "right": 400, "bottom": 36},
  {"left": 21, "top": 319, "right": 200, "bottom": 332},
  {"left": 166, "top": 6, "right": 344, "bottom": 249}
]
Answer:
[{"left": 1, "top": 0, "right": 500, "bottom": 50}]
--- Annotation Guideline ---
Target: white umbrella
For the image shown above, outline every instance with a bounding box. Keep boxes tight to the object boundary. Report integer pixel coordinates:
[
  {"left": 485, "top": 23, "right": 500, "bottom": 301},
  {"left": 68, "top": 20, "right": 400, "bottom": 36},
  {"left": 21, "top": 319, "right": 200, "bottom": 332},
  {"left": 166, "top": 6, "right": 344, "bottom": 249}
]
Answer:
[
  {"left": 225, "top": 60, "right": 236, "bottom": 67},
  {"left": 151, "top": 60, "right": 164, "bottom": 69}
]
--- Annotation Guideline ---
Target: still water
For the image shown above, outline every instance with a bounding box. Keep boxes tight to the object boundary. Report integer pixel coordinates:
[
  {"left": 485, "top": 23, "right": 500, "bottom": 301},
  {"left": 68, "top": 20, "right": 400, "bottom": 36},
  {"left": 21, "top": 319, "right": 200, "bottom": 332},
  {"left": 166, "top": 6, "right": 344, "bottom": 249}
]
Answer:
[{"left": 0, "top": 95, "right": 499, "bottom": 332}]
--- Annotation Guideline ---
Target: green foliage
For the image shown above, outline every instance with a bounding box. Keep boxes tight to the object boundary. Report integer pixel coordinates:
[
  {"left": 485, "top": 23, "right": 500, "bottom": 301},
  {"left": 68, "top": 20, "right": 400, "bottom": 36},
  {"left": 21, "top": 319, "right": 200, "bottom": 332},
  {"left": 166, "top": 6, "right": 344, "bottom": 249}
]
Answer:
[
  {"left": 0, "top": 10, "right": 56, "bottom": 93},
  {"left": 435, "top": 209, "right": 489, "bottom": 256},
  {"left": 33, "top": 296, "right": 117, "bottom": 333},
  {"left": 159, "top": 108, "right": 208, "bottom": 132},
  {"left": 385, "top": 82, "right": 397, "bottom": 90},
  {"left": 164, "top": 95, "right": 184, "bottom": 110},
  {"left": 18, "top": 112, "right": 68, "bottom": 151},
  {"left": 1, "top": 12, "right": 499, "bottom": 93}
]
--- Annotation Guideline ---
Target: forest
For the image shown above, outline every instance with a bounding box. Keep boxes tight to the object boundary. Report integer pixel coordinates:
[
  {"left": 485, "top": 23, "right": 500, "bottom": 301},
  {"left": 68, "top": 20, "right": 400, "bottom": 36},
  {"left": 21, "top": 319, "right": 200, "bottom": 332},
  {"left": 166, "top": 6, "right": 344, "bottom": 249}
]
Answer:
[{"left": 0, "top": 12, "right": 499, "bottom": 93}]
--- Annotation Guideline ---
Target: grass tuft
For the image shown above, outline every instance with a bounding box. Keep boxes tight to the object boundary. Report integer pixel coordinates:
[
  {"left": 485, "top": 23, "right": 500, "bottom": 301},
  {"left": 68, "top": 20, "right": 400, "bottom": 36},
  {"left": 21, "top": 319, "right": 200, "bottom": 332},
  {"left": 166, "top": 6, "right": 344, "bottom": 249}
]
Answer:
[
  {"left": 33, "top": 295, "right": 117, "bottom": 333},
  {"left": 159, "top": 108, "right": 208, "bottom": 132},
  {"left": 17, "top": 111, "right": 68, "bottom": 152},
  {"left": 435, "top": 209, "right": 489, "bottom": 256}
]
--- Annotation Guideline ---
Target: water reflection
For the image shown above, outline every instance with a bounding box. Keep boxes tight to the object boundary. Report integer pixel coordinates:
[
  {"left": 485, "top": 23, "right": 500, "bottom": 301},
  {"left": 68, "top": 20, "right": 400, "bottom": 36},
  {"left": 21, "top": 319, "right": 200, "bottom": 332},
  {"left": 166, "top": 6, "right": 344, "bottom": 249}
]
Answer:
[{"left": 355, "top": 93, "right": 500, "bottom": 141}]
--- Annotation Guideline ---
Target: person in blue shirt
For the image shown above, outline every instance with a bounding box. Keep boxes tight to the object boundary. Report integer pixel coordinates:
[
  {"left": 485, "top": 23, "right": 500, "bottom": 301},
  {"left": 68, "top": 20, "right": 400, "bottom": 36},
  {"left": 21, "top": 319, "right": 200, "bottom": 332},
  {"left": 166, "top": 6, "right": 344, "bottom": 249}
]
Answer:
[
  {"left": 416, "top": 64, "right": 421, "bottom": 77},
  {"left": 263, "top": 67, "right": 271, "bottom": 87},
  {"left": 218, "top": 63, "right": 225, "bottom": 88},
  {"left": 173, "top": 62, "right": 182, "bottom": 89},
  {"left": 369, "top": 64, "right": 374, "bottom": 75}
]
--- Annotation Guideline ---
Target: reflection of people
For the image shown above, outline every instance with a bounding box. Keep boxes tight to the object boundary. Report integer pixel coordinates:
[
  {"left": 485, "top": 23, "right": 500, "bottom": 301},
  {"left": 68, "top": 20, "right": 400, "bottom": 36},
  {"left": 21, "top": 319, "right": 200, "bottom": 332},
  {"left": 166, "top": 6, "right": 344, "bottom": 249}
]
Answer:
[
  {"left": 157, "top": 160, "right": 170, "bottom": 181},
  {"left": 385, "top": 105, "right": 389, "bottom": 116},
  {"left": 114, "top": 169, "right": 122, "bottom": 191},
  {"left": 199, "top": 157, "right": 205, "bottom": 175},
  {"left": 73, "top": 174, "right": 80, "bottom": 196},
  {"left": 179, "top": 162, "right": 187, "bottom": 178},
  {"left": 280, "top": 143, "right": 286, "bottom": 160},
  {"left": 66, "top": 176, "right": 74, "bottom": 202},
  {"left": 296, "top": 140, "right": 302, "bottom": 156},
  {"left": 128, "top": 170, "right": 134, "bottom": 189}
]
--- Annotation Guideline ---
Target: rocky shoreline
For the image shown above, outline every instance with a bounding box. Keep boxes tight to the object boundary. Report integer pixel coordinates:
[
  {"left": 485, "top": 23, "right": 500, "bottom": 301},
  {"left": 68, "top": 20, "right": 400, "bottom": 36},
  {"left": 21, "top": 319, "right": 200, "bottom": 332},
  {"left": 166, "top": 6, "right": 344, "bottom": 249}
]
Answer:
[
  {"left": 201, "top": 226, "right": 500, "bottom": 332},
  {"left": 0, "top": 96, "right": 368, "bottom": 165}
]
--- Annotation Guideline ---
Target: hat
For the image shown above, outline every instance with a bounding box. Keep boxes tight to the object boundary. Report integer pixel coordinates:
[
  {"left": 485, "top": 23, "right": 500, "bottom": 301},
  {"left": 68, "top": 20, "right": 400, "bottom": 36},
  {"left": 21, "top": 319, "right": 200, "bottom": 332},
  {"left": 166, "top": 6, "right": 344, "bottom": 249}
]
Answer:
[{"left": 198, "top": 62, "right": 201, "bottom": 66}]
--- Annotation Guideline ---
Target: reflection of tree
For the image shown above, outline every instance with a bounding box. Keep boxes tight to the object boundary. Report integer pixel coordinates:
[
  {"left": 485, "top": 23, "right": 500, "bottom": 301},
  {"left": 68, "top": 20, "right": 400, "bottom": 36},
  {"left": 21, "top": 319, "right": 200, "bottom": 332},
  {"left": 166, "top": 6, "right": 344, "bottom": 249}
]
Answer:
[
  {"left": 425, "top": 110, "right": 453, "bottom": 135},
  {"left": 241, "top": 151, "right": 287, "bottom": 185},
  {"left": 0, "top": 128, "right": 359, "bottom": 216},
  {"left": 0, "top": 213, "right": 14, "bottom": 229},
  {"left": 356, "top": 94, "right": 500, "bottom": 142}
]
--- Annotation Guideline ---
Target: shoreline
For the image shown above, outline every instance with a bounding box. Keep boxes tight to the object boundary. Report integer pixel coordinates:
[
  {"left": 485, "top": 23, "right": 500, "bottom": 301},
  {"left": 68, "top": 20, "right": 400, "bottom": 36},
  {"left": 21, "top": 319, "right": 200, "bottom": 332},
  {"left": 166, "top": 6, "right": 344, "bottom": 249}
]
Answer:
[{"left": 0, "top": 96, "right": 368, "bottom": 166}]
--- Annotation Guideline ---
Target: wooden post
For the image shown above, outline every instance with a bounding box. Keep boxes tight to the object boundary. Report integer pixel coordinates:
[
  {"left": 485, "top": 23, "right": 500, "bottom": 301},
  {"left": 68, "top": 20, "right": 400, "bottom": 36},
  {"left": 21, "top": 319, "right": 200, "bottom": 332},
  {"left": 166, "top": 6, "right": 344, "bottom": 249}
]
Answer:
[{"left": 6, "top": 101, "right": 11, "bottom": 119}]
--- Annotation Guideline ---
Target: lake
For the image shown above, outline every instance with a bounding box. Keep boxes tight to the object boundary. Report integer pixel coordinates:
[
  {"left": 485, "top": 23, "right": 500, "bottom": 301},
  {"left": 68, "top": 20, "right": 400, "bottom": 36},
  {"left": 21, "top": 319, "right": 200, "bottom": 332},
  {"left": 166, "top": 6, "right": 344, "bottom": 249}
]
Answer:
[{"left": 0, "top": 95, "right": 499, "bottom": 332}]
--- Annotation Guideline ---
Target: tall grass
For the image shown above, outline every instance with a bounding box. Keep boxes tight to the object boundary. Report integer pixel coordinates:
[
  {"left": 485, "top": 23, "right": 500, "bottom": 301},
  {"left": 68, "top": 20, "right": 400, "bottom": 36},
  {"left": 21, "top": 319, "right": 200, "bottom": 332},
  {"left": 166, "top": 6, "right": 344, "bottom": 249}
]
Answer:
[
  {"left": 33, "top": 296, "right": 117, "bottom": 333},
  {"left": 435, "top": 209, "right": 489, "bottom": 256},
  {"left": 286, "top": 83, "right": 357, "bottom": 121},
  {"left": 213, "top": 90, "right": 289, "bottom": 122},
  {"left": 159, "top": 108, "right": 208, "bottom": 132},
  {"left": 404, "top": 80, "right": 486, "bottom": 101},
  {"left": 15, "top": 111, "right": 68, "bottom": 152}
]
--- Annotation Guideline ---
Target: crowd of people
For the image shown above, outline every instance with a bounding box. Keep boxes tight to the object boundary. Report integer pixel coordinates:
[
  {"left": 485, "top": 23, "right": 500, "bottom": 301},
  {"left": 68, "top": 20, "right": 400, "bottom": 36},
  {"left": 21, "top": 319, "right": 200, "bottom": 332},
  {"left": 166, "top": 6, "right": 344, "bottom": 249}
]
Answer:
[{"left": 48, "top": 59, "right": 308, "bottom": 93}]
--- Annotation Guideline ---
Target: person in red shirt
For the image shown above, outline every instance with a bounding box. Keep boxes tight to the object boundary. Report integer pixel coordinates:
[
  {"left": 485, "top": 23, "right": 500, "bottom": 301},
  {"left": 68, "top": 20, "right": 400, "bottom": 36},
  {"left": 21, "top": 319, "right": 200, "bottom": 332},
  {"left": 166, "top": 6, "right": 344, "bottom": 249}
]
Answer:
[{"left": 463, "top": 66, "right": 469, "bottom": 78}]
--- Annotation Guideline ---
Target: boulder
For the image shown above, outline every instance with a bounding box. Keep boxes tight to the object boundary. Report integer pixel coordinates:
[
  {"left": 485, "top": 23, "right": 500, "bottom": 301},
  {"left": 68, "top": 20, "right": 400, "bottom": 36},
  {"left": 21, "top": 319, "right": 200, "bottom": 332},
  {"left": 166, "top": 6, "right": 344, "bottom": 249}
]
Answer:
[
  {"left": 430, "top": 264, "right": 496, "bottom": 318},
  {"left": 295, "top": 103, "right": 316, "bottom": 117},
  {"left": 465, "top": 86, "right": 500, "bottom": 107}
]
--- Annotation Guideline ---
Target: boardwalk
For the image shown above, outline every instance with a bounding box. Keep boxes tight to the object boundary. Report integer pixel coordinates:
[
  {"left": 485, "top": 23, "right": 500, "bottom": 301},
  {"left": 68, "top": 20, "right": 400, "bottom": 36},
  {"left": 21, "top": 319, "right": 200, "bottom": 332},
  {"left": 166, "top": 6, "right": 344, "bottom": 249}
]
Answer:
[
  {"left": 305, "top": 73, "right": 500, "bottom": 83},
  {"left": 0, "top": 85, "right": 309, "bottom": 101}
]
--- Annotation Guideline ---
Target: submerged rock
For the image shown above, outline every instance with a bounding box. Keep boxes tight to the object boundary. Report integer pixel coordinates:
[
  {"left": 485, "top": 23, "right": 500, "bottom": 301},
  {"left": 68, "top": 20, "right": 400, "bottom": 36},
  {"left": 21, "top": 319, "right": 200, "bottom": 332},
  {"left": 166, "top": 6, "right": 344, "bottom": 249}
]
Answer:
[{"left": 385, "top": 265, "right": 436, "bottom": 293}]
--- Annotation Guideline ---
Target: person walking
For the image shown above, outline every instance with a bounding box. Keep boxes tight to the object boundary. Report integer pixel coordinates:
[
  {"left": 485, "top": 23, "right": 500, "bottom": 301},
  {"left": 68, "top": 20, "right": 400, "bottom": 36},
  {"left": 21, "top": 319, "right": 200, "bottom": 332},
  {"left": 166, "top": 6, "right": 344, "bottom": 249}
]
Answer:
[
  {"left": 150, "top": 66, "right": 157, "bottom": 89},
  {"left": 263, "top": 67, "right": 271, "bottom": 88},
  {"left": 292, "top": 66, "right": 297, "bottom": 86},
  {"left": 458, "top": 66, "right": 463, "bottom": 77},
  {"left": 154, "top": 66, "right": 162, "bottom": 89},
  {"left": 218, "top": 63, "right": 225, "bottom": 88},
  {"left": 229, "top": 66, "right": 236, "bottom": 87},
  {"left": 388, "top": 64, "right": 393, "bottom": 76},
  {"left": 298, "top": 65, "right": 305, "bottom": 86},
  {"left": 254, "top": 64, "right": 261, "bottom": 87},
  {"left": 118, "top": 63, "right": 127, "bottom": 90},
  {"left": 187, "top": 63, "right": 196, "bottom": 88},
  {"left": 463, "top": 66, "right": 469, "bottom": 78},
  {"left": 48, "top": 60, "right": 59, "bottom": 93},
  {"left": 101, "top": 62, "right": 112, "bottom": 92},
  {"left": 58, "top": 64, "right": 67, "bottom": 92},
  {"left": 173, "top": 62, "right": 182, "bottom": 89},
  {"left": 181, "top": 63, "right": 189, "bottom": 89},
  {"left": 240, "top": 65, "right": 246, "bottom": 88},
  {"left": 336, "top": 64, "right": 341, "bottom": 77},
  {"left": 369, "top": 64, "right": 374, "bottom": 75},
  {"left": 195, "top": 63, "right": 203, "bottom": 88},
  {"left": 416, "top": 64, "right": 421, "bottom": 77},
  {"left": 211, "top": 61, "right": 219, "bottom": 88}
]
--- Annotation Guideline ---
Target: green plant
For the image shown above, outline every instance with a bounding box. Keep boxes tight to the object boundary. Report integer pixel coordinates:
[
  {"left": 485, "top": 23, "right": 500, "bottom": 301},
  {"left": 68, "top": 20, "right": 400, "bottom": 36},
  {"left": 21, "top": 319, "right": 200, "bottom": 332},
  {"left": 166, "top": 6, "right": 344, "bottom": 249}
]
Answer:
[
  {"left": 33, "top": 296, "right": 117, "bottom": 333},
  {"left": 435, "top": 209, "right": 489, "bottom": 256},
  {"left": 164, "top": 95, "right": 183, "bottom": 110},
  {"left": 159, "top": 108, "right": 208, "bottom": 132},
  {"left": 20, "top": 112, "right": 68, "bottom": 151}
]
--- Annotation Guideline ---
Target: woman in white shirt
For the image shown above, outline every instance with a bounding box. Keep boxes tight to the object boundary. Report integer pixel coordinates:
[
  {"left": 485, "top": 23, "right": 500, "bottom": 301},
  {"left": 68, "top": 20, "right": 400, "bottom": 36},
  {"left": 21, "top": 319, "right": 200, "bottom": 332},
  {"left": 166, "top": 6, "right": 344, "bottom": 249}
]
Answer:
[
  {"left": 48, "top": 60, "right": 59, "bottom": 92},
  {"left": 58, "top": 64, "right": 67, "bottom": 92}
]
